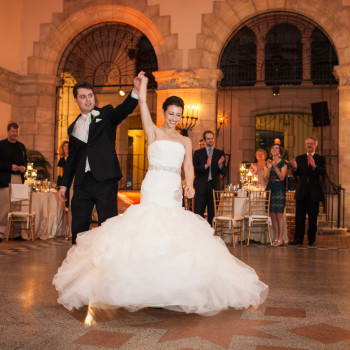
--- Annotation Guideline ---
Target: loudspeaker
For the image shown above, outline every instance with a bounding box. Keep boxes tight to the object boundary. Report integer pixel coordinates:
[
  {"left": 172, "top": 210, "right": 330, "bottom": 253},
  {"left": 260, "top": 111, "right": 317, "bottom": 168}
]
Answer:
[{"left": 311, "top": 101, "right": 330, "bottom": 127}]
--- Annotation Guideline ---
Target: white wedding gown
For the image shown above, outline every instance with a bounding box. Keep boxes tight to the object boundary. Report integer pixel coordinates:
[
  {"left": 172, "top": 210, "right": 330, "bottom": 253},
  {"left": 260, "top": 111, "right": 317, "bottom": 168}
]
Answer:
[{"left": 53, "top": 140, "right": 268, "bottom": 315}]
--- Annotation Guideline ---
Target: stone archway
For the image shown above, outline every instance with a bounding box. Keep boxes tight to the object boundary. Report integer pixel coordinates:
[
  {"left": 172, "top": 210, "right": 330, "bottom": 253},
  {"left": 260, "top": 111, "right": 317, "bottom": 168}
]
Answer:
[
  {"left": 18, "top": 2, "right": 176, "bottom": 174},
  {"left": 193, "top": 0, "right": 350, "bottom": 227},
  {"left": 191, "top": 0, "right": 350, "bottom": 69}
]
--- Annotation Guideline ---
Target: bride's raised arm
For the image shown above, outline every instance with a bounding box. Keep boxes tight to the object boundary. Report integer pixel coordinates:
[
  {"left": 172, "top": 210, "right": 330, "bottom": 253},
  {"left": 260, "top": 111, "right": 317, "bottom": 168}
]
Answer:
[{"left": 138, "top": 71, "right": 156, "bottom": 143}]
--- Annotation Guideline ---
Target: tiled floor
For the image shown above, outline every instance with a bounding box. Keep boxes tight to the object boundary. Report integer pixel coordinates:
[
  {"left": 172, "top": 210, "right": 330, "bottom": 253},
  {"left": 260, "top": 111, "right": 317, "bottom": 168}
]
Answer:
[{"left": 1, "top": 236, "right": 350, "bottom": 350}]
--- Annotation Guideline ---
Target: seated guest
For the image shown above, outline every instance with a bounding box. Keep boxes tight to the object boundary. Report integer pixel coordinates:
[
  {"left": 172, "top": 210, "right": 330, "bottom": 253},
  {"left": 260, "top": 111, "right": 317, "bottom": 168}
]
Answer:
[{"left": 250, "top": 149, "right": 267, "bottom": 187}]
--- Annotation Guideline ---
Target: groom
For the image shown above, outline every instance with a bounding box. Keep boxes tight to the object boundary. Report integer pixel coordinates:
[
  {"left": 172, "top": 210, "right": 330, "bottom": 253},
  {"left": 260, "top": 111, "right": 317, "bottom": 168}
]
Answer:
[{"left": 59, "top": 78, "right": 140, "bottom": 244}]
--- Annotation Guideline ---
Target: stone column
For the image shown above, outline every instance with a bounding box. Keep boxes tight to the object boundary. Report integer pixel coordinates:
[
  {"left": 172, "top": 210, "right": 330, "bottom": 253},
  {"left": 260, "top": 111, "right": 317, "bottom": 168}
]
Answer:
[
  {"left": 333, "top": 64, "right": 350, "bottom": 228},
  {"left": 17, "top": 75, "right": 59, "bottom": 179},
  {"left": 153, "top": 69, "right": 223, "bottom": 146}
]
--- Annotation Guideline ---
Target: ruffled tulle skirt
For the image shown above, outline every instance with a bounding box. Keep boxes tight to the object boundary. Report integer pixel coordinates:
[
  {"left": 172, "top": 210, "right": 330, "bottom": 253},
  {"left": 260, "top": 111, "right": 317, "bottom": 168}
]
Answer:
[{"left": 53, "top": 203, "right": 268, "bottom": 315}]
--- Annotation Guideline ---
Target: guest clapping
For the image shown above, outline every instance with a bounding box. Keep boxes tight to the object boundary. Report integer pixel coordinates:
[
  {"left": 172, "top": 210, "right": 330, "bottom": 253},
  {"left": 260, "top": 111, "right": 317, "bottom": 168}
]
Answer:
[
  {"left": 265, "top": 144, "right": 287, "bottom": 246},
  {"left": 250, "top": 149, "right": 267, "bottom": 187}
]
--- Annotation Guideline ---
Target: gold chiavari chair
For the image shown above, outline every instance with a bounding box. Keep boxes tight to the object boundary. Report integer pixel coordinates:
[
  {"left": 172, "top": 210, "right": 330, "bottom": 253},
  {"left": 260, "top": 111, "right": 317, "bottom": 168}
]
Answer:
[
  {"left": 212, "top": 190, "right": 244, "bottom": 247},
  {"left": 6, "top": 183, "right": 36, "bottom": 242},
  {"left": 184, "top": 196, "right": 194, "bottom": 212},
  {"left": 285, "top": 191, "right": 296, "bottom": 242},
  {"left": 247, "top": 190, "right": 272, "bottom": 246}
]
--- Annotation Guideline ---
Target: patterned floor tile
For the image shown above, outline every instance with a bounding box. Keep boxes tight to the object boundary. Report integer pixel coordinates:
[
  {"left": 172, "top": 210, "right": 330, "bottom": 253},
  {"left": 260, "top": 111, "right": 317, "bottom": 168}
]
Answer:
[
  {"left": 264, "top": 307, "right": 306, "bottom": 318},
  {"left": 256, "top": 346, "right": 307, "bottom": 350},
  {"left": 131, "top": 309, "right": 277, "bottom": 348},
  {"left": 289, "top": 323, "right": 350, "bottom": 344},
  {"left": 73, "top": 330, "right": 133, "bottom": 348}
]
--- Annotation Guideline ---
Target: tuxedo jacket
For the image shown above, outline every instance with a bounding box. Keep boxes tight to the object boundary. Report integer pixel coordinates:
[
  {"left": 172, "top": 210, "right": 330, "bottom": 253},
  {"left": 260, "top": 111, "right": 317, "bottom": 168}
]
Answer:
[
  {"left": 61, "top": 93, "right": 138, "bottom": 189},
  {"left": 193, "top": 147, "right": 226, "bottom": 194},
  {"left": 293, "top": 153, "right": 326, "bottom": 202},
  {"left": 0, "top": 139, "right": 27, "bottom": 188}
]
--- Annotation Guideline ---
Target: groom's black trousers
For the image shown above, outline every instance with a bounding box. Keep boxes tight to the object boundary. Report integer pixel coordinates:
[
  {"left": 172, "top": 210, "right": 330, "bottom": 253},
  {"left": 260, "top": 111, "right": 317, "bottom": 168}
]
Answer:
[{"left": 71, "top": 171, "right": 118, "bottom": 244}]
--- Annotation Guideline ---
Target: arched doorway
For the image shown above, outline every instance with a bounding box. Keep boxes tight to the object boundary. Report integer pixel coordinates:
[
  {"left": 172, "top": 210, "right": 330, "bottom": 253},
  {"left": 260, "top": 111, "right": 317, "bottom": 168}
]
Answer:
[
  {"left": 55, "top": 22, "right": 158, "bottom": 189},
  {"left": 217, "top": 11, "right": 339, "bottom": 185}
]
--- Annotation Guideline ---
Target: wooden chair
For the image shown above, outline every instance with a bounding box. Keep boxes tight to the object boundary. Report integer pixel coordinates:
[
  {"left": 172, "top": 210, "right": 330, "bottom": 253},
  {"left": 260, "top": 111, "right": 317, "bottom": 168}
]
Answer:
[
  {"left": 247, "top": 190, "right": 272, "bottom": 246},
  {"left": 184, "top": 196, "right": 194, "bottom": 212},
  {"left": 6, "top": 183, "right": 36, "bottom": 242},
  {"left": 285, "top": 191, "right": 296, "bottom": 241},
  {"left": 212, "top": 190, "right": 244, "bottom": 247}
]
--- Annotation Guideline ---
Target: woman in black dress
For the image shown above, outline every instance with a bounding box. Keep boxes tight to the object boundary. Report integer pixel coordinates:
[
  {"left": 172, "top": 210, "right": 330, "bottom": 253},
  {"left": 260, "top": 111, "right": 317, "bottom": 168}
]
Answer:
[
  {"left": 57, "top": 141, "right": 72, "bottom": 239},
  {"left": 264, "top": 144, "right": 287, "bottom": 246}
]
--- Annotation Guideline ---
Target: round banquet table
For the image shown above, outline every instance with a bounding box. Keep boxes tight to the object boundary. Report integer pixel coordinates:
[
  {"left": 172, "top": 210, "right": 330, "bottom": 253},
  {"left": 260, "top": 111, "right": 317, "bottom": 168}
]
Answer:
[{"left": 30, "top": 191, "right": 68, "bottom": 240}]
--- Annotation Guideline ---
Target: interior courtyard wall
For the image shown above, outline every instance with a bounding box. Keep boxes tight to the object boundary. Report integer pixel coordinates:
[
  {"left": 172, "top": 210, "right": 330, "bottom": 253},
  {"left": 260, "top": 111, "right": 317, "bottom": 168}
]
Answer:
[
  {"left": 2, "top": 0, "right": 350, "bottom": 226},
  {"left": 217, "top": 86, "right": 339, "bottom": 186}
]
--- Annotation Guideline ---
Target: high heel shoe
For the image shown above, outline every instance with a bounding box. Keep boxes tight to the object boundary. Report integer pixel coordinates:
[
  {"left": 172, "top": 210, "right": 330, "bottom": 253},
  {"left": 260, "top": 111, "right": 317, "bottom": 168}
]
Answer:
[
  {"left": 275, "top": 240, "right": 284, "bottom": 247},
  {"left": 272, "top": 240, "right": 278, "bottom": 246}
]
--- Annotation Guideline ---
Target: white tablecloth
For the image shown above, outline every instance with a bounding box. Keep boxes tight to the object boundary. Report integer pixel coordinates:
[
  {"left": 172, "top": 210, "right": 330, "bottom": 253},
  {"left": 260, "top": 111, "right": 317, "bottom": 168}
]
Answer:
[{"left": 31, "top": 191, "right": 68, "bottom": 239}]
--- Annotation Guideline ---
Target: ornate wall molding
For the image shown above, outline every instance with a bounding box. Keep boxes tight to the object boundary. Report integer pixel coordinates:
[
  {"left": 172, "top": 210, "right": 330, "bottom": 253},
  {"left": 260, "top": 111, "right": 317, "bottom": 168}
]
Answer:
[
  {"left": 0, "top": 67, "right": 20, "bottom": 95},
  {"left": 153, "top": 69, "right": 223, "bottom": 90},
  {"left": 333, "top": 65, "right": 350, "bottom": 86}
]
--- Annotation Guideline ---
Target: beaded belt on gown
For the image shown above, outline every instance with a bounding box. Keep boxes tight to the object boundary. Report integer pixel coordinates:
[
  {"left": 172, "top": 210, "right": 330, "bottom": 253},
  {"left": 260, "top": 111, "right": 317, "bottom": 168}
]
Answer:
[{"left": 148, "top": 165, "right": 181, "bottom": 175}]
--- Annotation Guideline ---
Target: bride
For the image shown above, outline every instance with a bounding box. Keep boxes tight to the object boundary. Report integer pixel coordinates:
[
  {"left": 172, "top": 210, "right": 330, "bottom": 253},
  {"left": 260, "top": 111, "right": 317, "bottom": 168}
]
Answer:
[{"left": 53, "top": 72, "right": 268, "bottom": 315}]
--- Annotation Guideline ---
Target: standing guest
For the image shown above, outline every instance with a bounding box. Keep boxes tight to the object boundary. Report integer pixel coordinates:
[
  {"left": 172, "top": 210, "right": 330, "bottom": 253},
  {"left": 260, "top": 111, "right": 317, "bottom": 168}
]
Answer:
[
  {"left": 274, "top": 138, "right": 289, "bottom": 160},
  {"left": 58, "top": 78, "right": 140, "bottom": 244},
  {"left": 0, "top": 122, "right": 27, "bottom": 242},
  {"left": 265, "top": 144, "right": 287, "bottom": 246},
  {"left": 193, "top": 130, "right": 226, "bottom": 226},
  {"left": 289, "top": 136, "right": 326, "bottom": 246},
  {"left": 57, "top": 141, "right": 72, "bottom": 240},
  {"left": 250, "top": 148, "right": 268, "bottom": 187},
  {"left": 198, "top": 139, "right": 205, "bottom": 149}
]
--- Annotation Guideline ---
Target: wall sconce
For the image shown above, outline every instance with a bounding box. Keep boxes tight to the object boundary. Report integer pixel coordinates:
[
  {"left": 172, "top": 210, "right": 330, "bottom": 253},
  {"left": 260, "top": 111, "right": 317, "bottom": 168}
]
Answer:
[
  {"left": 217, "top": 114, "right": 224, "bottom": 136},
  {"left": 118, "top": 88, "right": 125, "bottom": 96},
  {"left": 176, "top": 104, "right": 199, "bottom": 136},
  {"left": 273, "top": 86, "right": 280, "bottom": 96}
]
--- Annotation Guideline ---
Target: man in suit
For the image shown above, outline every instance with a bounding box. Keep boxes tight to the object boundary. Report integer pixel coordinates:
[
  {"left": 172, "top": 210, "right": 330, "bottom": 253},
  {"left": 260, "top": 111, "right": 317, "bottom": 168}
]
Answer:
[
  {"left": 0, "top": 122, "right": 27, "bottom": 241},
  {"left": 193, "top": 130, "right": 226, "bottom": 226},
  {"left": 289, "top": 136, "right": 326, "bottom": 246},
  {"left": 59, "top": 78, "right": 140, "bottom": 244}
]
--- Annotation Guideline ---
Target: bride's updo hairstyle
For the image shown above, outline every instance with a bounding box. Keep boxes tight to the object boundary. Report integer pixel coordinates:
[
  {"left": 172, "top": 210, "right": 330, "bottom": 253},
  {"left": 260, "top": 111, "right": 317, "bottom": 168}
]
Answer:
[{"left": 162, "top": 96, "right": 184, "bottom": 112}]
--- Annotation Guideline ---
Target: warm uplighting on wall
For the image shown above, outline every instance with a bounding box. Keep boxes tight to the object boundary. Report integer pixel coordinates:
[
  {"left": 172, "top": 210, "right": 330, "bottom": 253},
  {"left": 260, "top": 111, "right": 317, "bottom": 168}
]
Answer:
[
  {"left": 217, "top": 112, "right": 229, "bottom": 136},
  {"left": 176, "top": 104, "right": 200, "bottom": 136}
]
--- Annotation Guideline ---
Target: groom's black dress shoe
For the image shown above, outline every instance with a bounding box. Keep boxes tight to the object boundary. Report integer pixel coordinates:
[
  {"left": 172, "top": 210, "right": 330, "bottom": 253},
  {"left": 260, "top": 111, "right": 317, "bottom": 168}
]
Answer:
[
  {"left": 308, "top": 241, "right": 316, "bottom": 246},
  {"left": 288, "top": 240, "right": 302, "bottom": 245}
]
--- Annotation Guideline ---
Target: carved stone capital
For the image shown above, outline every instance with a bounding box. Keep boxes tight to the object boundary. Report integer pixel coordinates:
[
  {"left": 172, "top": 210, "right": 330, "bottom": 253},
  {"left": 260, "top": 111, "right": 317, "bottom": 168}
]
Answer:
[
  {"left": 153, "top": 69, "right": 223, "bottom": 90},
  {"left": 333, "top": 65, "right": 350, "bottom": 86}
]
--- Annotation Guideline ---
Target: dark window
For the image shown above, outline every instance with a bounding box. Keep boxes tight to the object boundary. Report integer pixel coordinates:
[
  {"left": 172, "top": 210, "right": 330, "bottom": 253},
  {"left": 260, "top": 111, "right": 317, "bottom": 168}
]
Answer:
[
  {"left": 265, "top": 23, "right": 302, "bottom": 85},
  {"left": 220, "top": 27, "right": 256, "bottom": 86},
  {"left": 311, "top": 28, "right": 338, "bottom": 85}
]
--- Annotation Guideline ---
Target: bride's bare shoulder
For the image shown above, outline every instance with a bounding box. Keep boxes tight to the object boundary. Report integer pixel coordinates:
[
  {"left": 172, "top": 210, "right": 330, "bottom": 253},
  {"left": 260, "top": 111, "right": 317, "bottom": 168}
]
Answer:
[{"left": 178, "top": 134, "right": 192, "bottom": 149}]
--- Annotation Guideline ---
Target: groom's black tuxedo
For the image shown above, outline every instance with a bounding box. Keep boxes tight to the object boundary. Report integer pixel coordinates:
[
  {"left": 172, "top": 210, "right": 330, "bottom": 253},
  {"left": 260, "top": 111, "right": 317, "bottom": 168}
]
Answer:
[
  {"left": 61, "top": 93, "right": 138, "bottom": 244},
  {"left": 193, "top": 147, "right": 226, "bottom": 225},
  {"left": 293, "top": 153, "right": 326, "bottom": 244}
]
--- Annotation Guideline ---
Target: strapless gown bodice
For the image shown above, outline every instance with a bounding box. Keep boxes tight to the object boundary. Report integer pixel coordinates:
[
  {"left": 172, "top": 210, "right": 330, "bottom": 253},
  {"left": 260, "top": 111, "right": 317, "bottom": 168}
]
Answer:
[
  {"left": 53, "top": 140, "right": 268, "bottom": 315},
  {"left": 141, "top": 140, "right": 184, "bottom": 207}
]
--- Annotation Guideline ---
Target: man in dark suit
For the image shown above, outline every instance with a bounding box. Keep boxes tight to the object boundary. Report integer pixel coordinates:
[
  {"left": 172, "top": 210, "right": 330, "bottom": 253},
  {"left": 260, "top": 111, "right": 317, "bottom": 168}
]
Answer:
[
  {"left": 193, "top": 130, "right": 226, "bottom": 226},
  {"left": 0, "top": 122, "right": 27, "bottom": 241},
  {"left": 289, "top": 136, "right": 326, "bottom": 246},
  {"left": 59, "top": 78, "right": 140, "bottom": 244}
]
